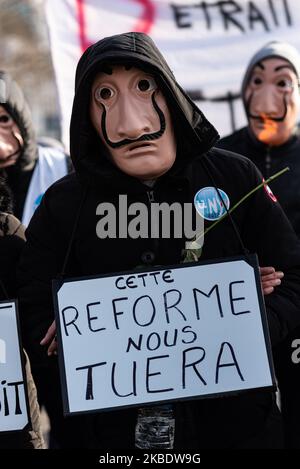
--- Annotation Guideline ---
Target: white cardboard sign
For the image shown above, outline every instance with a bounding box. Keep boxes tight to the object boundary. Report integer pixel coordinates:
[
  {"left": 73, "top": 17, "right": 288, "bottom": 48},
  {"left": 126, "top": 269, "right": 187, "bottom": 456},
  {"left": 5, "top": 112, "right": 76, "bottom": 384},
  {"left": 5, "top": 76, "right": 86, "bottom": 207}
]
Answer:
[
  {"left": 54, "top": 255, "right": 274, "bottom": 415},
  {"left": 0, "top": 301, "right": 29, "bottom": 432}
]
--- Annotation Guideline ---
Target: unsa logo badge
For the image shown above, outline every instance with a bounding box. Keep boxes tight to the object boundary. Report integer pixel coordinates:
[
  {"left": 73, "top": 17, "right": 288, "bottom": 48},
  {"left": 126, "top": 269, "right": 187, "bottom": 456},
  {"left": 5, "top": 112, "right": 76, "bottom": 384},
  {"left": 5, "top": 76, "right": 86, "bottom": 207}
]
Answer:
[{"left": 194, "top": 187, "right": 230, "bottom": 221}]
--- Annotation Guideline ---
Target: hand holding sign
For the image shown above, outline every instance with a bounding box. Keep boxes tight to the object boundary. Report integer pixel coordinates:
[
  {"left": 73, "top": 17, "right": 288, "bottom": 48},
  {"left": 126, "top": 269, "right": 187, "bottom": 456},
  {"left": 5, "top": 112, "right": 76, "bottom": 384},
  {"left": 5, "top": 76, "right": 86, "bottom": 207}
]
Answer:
[
  {"left": 260, "top": 267, "right": 284, "bottom": 295},
  {"left": 40, "top": 320, "right": 57, "bottom": 356}
]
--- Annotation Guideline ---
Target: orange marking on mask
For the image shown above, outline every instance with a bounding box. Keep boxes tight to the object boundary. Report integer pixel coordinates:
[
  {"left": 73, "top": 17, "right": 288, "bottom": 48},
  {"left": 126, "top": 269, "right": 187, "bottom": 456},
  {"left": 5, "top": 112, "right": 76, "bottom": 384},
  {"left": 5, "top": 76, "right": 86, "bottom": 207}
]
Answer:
[{"left": 257, "top": 114, "right": 279, "bottom": 144}]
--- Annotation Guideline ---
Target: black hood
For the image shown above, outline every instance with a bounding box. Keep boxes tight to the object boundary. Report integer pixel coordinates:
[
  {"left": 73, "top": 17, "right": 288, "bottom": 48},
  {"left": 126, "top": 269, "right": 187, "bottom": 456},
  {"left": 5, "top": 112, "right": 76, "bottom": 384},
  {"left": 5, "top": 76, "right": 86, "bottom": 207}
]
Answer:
[
  {"left": 70, "top": 32, "right": 219, "bottom": 188},
  {"left": 0, "top": 71, "right": 37, "bottom": 171}
]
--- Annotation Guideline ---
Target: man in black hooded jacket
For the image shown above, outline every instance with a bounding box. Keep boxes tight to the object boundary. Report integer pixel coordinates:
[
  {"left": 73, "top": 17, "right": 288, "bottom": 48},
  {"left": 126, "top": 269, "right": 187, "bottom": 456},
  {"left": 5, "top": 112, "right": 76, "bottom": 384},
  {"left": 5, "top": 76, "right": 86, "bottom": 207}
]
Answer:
[
  {"left": 18, "top": 32, "right": 300, "bottom": 449},
  {"left": 217, "top": 41, "right": 300, "bottom": 448}
]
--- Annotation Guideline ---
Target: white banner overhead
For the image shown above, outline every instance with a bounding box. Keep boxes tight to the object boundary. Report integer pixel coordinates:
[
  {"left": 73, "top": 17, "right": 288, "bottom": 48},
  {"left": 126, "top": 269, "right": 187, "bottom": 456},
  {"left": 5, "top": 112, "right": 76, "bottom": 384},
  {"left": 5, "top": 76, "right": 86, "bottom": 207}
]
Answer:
[
  {"left": 53, "top": 256, "right": 274, "bottom": 415},
  {"left": 45, "top": 0, "right": 300, "bottom": 148}
]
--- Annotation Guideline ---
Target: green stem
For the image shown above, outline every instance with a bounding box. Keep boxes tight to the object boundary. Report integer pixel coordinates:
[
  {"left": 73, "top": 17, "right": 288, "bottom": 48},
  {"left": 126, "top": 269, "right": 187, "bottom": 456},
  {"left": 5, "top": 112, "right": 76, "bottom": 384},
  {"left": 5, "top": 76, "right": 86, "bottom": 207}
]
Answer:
[{"left": 194, "top": 166, "right": 289, "bottom": 244}]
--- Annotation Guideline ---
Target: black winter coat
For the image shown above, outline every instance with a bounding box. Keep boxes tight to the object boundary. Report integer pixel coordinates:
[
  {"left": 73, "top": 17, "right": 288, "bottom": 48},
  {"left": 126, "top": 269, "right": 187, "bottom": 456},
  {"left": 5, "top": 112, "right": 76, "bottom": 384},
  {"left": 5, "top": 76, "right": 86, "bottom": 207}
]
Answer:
[
  {"left": 218, "top": 126, "right": 300, "bottom": 237},
  {"left": 218, "top": 126, "right": 300, "bottom": 448},
  {"left": 17, "top": 32, "right": 300, "bottom": 449}
]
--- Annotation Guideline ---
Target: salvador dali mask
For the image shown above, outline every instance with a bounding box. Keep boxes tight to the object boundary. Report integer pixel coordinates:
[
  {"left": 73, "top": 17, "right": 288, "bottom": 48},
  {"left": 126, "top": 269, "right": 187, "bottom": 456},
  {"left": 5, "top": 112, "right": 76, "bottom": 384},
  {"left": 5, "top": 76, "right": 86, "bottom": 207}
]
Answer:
[
  {"left": 244, "top": 57, "right": 300, "bottom": 146},
  {"left": 90, "top": 65, "right": 177, "bottom": 180}
]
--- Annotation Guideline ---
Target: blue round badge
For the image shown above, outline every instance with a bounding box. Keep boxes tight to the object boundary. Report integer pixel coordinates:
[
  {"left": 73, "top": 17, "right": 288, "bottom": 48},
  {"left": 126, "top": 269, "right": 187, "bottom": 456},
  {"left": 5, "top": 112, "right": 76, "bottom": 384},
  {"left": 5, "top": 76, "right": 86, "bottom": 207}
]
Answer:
[{"left": 194, "top": 187, "right": 230, "bottom": 221}]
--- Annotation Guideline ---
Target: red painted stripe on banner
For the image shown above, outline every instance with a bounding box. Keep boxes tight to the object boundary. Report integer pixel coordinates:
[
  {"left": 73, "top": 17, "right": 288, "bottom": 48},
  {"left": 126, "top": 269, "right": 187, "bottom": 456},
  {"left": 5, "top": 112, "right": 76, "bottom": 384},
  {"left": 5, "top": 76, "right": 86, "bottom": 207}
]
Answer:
[
  {"left": 76, "top": 0, "right": 92, "bottom": 52},
  {"left": 76, "top": 0, "right": 156, "bottom": 53},
  {"left": 132, "top": 0, "right": 156, "bottom": 34}
]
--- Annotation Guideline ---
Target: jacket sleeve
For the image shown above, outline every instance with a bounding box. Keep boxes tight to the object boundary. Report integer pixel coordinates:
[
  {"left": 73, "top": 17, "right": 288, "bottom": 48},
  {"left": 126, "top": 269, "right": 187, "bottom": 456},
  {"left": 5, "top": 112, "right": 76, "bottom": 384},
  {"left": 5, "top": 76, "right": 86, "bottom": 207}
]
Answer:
[
  {"left": 242, "top": 159, "right": 300, "bottom": 346},
  {"left": 17, "top": 191, "right": 66, "bottom": 368}
]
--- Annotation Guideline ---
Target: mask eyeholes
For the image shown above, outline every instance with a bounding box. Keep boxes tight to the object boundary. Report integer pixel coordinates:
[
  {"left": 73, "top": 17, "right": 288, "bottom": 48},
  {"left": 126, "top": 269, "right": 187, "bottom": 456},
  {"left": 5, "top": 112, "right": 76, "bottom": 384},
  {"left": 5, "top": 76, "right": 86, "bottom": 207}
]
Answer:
[{"left": 95, "top": 87, "right": 115, "bottom": 102}]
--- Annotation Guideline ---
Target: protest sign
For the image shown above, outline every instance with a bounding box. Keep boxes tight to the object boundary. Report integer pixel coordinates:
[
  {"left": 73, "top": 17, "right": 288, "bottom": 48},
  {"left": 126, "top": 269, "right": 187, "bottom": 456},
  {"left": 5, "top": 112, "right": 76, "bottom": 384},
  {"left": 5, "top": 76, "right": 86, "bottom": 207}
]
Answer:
[
  {"left": 0, "top": 301, "right": 29, "bottom": 432},
  {"left": 53, "top": 255, "right": 275, "bottom": 415}
]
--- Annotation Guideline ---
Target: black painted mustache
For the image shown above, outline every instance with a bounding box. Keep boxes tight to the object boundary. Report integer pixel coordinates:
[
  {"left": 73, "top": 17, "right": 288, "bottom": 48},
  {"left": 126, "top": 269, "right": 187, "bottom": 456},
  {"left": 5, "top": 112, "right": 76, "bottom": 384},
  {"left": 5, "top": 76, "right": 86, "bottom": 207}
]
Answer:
[
  {"left": 245, "top": 92, "right": 288, "bottom": 122},
  {"left": 101, "top": 92, "right": 166, "bottom": 149}
]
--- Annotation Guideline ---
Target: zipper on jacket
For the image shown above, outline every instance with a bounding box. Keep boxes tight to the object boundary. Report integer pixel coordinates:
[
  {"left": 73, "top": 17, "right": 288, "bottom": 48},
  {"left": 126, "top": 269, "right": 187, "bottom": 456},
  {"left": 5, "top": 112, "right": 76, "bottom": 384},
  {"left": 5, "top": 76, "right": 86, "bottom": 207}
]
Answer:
[
  {"left": 138, "top": 191, "right": 175, "bottom": 447},
  {"left": 146, "top": 189, "right": 159, "bottom": 259},
  {"left": 265, "top": 147, "right": 271, "bottom": 179},
  {"left": 147, "top": 190, "right": 155, "bottom": 203}
]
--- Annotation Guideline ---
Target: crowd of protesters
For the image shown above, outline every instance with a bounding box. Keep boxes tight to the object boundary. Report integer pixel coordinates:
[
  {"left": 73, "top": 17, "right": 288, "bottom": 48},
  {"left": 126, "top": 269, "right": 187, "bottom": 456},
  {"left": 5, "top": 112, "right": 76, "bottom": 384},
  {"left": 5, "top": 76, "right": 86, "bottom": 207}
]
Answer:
[{"left": 1, "top": 34, "right": 300, "bottom": 449}]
